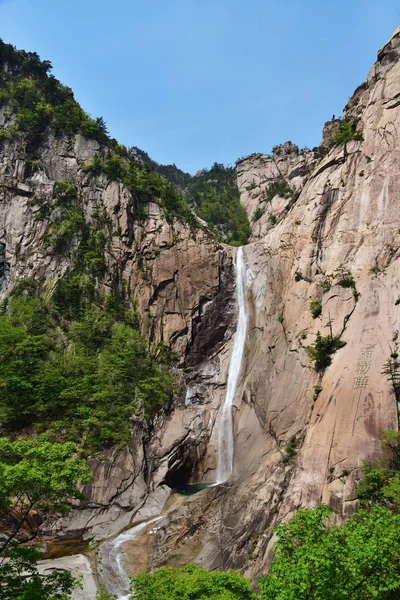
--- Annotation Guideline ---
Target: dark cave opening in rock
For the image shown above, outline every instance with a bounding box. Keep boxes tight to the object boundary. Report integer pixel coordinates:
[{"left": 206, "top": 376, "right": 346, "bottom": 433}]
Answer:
[{"left": 162, "top": 441, "right": 212, "bottom": 495}]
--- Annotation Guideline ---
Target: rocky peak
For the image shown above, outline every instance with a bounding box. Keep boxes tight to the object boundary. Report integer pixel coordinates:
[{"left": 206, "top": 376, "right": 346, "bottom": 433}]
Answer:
[
  {"left": 319, "top": 118, "right": 342, "bottom": 154},
  {"left": 236, "top": 143, "right": 318, "bottom": 238}
]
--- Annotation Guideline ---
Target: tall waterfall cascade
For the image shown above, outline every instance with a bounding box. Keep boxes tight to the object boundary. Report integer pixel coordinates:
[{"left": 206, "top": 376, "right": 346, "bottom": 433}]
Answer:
[{"left": 216, "top": 246, "right": 248, "bottom": 484}]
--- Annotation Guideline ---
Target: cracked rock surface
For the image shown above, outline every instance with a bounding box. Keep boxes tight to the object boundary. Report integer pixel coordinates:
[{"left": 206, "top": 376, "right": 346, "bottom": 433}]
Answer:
[
  {"left": 141, "top": 27, "right": 400, "bottom": 580},
  {"left": 1, "top": 25, "right": 400, "bottom": 586}
]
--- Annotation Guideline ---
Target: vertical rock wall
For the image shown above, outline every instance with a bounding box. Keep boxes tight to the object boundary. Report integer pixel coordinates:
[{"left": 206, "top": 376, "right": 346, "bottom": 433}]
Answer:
[
  {"left": 2, "top": 24, "right": 400, "bottom": 586},
  {"left": 143, "top": 26, "right": 400, "bottom": 580}
]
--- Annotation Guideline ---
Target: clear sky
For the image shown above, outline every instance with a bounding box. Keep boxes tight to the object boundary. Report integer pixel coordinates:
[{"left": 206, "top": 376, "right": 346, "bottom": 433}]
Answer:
[{"left": 0, "top": 1, "right": 399, "bottom": 173}]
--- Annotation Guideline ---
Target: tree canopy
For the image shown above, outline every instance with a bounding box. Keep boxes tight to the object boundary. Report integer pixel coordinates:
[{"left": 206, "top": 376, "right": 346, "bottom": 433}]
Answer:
[
  {"left": 0, "top": 438, "right": 91, "bottom": 599},
  {"left": 0, "top": 290, "right": 175, "bottom": 450},
  {"left": 258, "top": 504, "right": 400, "bottom": 600},
  {"left": 184, "top": 163, "right": 250, "bottom": 246},
  {"left": 133, "top": 564, "right": 257, "bottom": 600}
]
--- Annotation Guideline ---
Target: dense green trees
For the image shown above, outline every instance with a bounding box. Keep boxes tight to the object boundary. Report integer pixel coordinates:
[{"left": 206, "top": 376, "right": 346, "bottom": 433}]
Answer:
[
  {"left": 0, "top": 438, "right": 91, "bottom": 553},
  {"left": 0, "top": 292, "right": 174, "bottom": 450},
  {"left": 258, "top": 505, "right": 400, "bottom": 599},
  {"left": 184, "top": 163, "right": 250, "bottom": 246},
  {"left": 133, "top": 564, "right": 257, "bottom": 600},
  {"left": 0, "top": 438, "right": 91, "bottom": 599},
  {"left": 0, "top": 39, "right": 108, "bottom": 145}
]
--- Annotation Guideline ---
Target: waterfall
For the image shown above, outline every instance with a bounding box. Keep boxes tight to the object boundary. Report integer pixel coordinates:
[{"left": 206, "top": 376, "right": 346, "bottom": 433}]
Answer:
[
  {"left": 99, "top": 517, "right": 162, "bottom": 599},
  {"left": 216, "top": 246, "right": 248, "bottom": 484}
]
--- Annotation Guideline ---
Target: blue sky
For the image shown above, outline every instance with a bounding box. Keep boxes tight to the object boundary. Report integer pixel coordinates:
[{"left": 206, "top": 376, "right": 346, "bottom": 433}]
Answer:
[{"left": 1, "top": 1, "right": 399, "bottom": 173}]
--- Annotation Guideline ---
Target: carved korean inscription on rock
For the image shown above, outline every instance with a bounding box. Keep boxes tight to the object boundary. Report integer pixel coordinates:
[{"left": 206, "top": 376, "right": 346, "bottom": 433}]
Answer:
[{"left": 353, "top": 346, "right": 375, "bottom": 390}]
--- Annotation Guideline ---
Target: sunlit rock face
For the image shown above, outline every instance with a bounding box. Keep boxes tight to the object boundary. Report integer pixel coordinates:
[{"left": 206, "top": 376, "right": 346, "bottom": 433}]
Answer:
[
  {"left": 0, "top": 121, "right": 236, "bottom": 544},
  {"left": 141, "top": 27, "right": 400, "bottom": 579},
  {"left": 1, "top": 25, "right": 400, "bottom": 587}
]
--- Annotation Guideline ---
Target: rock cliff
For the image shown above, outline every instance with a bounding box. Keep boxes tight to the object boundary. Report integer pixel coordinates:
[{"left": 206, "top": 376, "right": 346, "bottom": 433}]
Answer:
[
  {"left": 0, "top": 127, "right": 238, "bottom": 543},
  {"left": 1, "top": 25, "right": 400, "bottom": 592},
  {"left": 139, "top": 26, "right": 400, "bottom": 580}
]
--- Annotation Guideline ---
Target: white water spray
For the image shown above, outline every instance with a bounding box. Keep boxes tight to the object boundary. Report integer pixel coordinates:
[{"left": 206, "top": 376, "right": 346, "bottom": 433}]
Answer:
[
  {"left": 216, "top": 246, "right": 248, "bottom": 484},
  {"left": 99, "top": 517, "right": 162, "bottom": 599}
]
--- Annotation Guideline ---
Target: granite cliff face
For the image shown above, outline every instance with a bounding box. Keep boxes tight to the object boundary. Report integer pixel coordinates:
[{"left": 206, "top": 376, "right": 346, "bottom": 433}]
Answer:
[
  {"left": 1, "top": 26, "right": 400, "bottom": 594},
  {"left": 0, "top": 128, "right": 237, "bottom": 545},
  {"left": 137, "top": 26, "right": 400, "bottom": 580}
]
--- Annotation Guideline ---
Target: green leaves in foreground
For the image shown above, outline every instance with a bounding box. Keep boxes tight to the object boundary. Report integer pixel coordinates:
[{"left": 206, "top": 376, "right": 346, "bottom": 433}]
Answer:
[
  {"left": 0, "top": 438, "right": 91, "bottom": 599},
  {"left": 0, "top": 546, "right": 74, "bottom": 600},
  {"left": 258, "top": 505, "right": 400, "bottom": 600},
  {"left": 133, "top": 564, "right": 257, "bottom": 600},
  {"left": 0, "top": 437, "right": 91, "bottom": 512},
  {"left": 0, "top": 438, "right": 91, "bottom": 556}
]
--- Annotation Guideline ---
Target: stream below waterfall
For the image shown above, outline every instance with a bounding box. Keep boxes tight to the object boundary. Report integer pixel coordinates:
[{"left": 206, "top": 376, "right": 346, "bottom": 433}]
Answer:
[
  {"left": 216, "top": 246, "right": 248, "bottom": 483},
  {"left": 99, "top": 517, "right": 162, "bottom": 599}
]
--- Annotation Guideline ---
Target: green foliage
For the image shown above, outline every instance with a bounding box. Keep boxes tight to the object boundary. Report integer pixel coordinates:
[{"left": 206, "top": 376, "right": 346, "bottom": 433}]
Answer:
[
  {"left": 318, "top": 278, "right": 331, "bottom": 294},
  {"left": 83, "top": 155, "right": 104, "bottom": 173},
  {"left": 0, "top": 546, "right": 75, "bottom": 600},
  {"left": 0, "top": 438, "right": 89, "bottom": 598},
  {"left": 382, "top": 354, "right": 400, "bottom": 404},
  {"left": 0, "top": 41, "right": 198, "bottom": 229},
  {"left": 252, "top": 207, "right": 265, "bottom": 222},
  {"left": 84, "top": 155, "right": 197, "bottom": 228},
  {"left": 313, "top": 385, "right": 322, "bottom": 400},
  {"left": 133, "top": 564, "right": 257, "bottom": 600},
  {"left": 305, "top": 332, "right": 346, "bottom": 372},
  {"left": 0, "top": 437, "right": 90, "bottom": 514},
  {"left": 283, "top": 435, "right": 297, "bottom": 463},
  {"left": 309, "top": 300, "right": 322, "bottom": 319},
  {"left": 336, "top": 271, "right": 355, "bottom": 288},
  {"left": 258, "top": 504, "right": 400, "bottom": 600},
  {"left": 331, "top": 120, "right": 364, "bottom": 146},
  {"left": 51, "top": 270, "right": 95, "bottom": 318},
  {"left": 129, "top": 146, "right": 193, "bottom": 191},
  {"left": 269, "top": 214, "right": 277, "bottom": 226},
  {"left": 156, "top": 163, "right": 192, "bottom": 190},
  {"left": 294, "top": 270, "right": 303, "bottom": 282},
  {"left": 277, "top": 313, "right": 284, "bottom": 324},
  {"left": 42, "top": 180, "right": 109, "bottom": 276},
  {"left": 0, "top": 438, "right": 90, "bottom": 556},
  {"left": 42, "top": 180, "right": 109, "bottom": 279},
  {"left": 184, "top": 162, "right": 250, "bottom": 246},
  {"left": 261, "top": 178, "right": 293, "bottom": 203},
  {"left": 0, "top": 39, "right": 109, "bottom": 145},
  {"left": 47, "top": 208, "right": 85, "bottom": 255},
  {"left": 0, "top": 291, "right": 174, "bottom": 450},
  {"left": 358, "top": 431, "right": 400, "bottom": 510}
]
